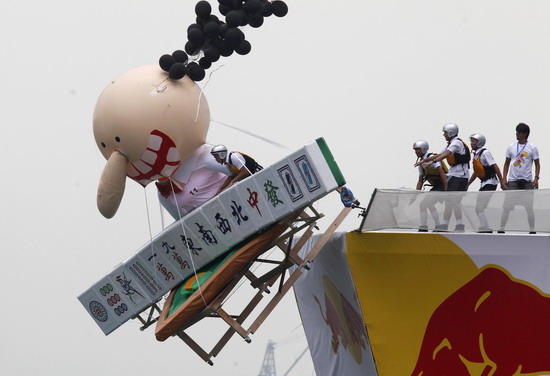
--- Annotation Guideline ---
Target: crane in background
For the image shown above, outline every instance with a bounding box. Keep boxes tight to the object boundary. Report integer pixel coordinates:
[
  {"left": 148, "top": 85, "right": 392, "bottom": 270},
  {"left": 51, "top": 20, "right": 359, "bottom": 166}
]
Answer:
[{"left": 258, "top": 340, "right": 310, "bottom": 376}]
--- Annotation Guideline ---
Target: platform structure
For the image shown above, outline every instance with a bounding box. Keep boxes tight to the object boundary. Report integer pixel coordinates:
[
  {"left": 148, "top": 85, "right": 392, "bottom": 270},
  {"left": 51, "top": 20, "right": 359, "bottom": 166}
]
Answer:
[
  {"left": 360, "top": 188, "right": 550, "bottom": 234},
  {"left": 151, "top": 205, "right": 352, "bottom": 365}
]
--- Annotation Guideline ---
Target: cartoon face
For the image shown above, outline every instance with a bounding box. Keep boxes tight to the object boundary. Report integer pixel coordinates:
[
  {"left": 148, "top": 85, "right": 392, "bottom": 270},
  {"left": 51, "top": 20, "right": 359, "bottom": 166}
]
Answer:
[{"left": 93, "top": 64, "right": 211, "bottom": 217}]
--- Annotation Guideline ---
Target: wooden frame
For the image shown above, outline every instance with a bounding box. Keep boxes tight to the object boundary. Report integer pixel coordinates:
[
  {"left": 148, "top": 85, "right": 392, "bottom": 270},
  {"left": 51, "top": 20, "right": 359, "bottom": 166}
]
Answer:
[{"left": 145, "top": 206, "right": 351, "bottom": 365}]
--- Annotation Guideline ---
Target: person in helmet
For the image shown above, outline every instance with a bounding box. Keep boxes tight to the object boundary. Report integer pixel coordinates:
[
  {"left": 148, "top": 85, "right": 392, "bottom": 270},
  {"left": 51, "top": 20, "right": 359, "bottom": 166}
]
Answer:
[
  {"left": 210, "top": 144, "right": 263, "bottom": 193},
  {"left": 413, "top": 140, "right": 447, "bottom": 232},
  {"left": 415, "top": 123, "right": 470, "bottom": 231},
  {"left": 467, "top": 133, "right": 507, "bottom": 233},
  {"left": 499, "top": 123, "right": 540, "bottom": 233}
]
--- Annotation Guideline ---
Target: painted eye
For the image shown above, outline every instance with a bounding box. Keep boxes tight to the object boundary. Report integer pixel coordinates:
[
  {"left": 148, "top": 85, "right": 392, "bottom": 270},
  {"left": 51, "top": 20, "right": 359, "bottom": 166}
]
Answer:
[
  {"left": 115, "top": 136, "right": 121, "bottom": 142},
  {"left": 101, "top": 142, "right": 106, "bottom": 148}
]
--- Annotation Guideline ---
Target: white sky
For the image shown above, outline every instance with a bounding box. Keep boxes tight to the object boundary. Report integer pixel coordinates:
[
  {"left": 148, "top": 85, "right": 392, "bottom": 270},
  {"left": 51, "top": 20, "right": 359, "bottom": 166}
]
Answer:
[{"left": 2, "top": 1, "right": 550, "bottom": 375}]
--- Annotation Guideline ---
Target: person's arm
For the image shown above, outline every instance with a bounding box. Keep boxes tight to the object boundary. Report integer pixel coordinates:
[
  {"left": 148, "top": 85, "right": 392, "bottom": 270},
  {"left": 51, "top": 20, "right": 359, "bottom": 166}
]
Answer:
[
  {"left": 416, "top": 175, "right": 424, "bottom": 190},
  {"left": 502, "top": 157, "right": 511, "bottom": 186},
  {"left": 468, "top": 171, "right": 477, "bottom": 187},
  {"left": 437, "top": 165, "right": 448, "bottom": 191},
  {"left": 216, "top": 176, "right": 233, "bottom": 194},
  {"left": 229, "top": 167, "right": 251, "bottom": 186},
  {"left": 533, "top": 158, "right": 541, "bottom": 189},
  {"left": 422, "top": 150, "right": 451, "bottom": 168},
  {"left": 218, "top": 167, "right": 251, "bottom": 194},
  {"left": 491, "top": 163, "right": 507, "bottom": 190}
]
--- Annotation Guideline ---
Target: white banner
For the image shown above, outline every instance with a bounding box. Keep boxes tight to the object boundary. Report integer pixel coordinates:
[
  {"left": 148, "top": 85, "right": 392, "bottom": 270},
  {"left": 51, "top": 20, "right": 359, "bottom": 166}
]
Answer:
[{"left": 293, "top": 233, "right": 378, "bottom": 376}]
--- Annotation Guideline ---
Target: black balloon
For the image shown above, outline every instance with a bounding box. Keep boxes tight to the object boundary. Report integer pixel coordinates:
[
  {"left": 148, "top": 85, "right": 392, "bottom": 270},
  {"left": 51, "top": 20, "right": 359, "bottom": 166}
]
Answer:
[
  {"left": 225, "top": 10, "right": 242, "bottom": 27},
  {"left": 219, "top": 42, "right": 234, "bottom": 57},
  {"left": 204, "top": 47, "right": 221, "bottom": 62},
  {"left": 187, "top": 62, "right": 206, "bottom": 81},
  {"left": 224, "top": 27, "right": 244, "bottom": 46},
  {"left": 172, "top": 50, "right": 188, "bottom": 63},
  {"left": 219, "top": 23, "right": 228, "bottom": 37},
  {"left": 203, "top": 21, "right": 220, "bottom": 38},
  {"left": 235, "top": 39, "right": 251, "bottom": 55},
  {"left": 187, "top": 28, "right": 205, "bottom": 45},
  {"left": 238, "top": 9, "right": 248, "bottom": 26},
  {"left": 185, "top": 41, "right": 199, "bottom": 55},
  {"left": 272, "top": 1, "right": 288, "bottom": 17},
  {"left": 187, "top": 23, "right": 202, "bottom": 32},
  {"left": 195, "top": 1, "right": 212, "bottom": 18},
  {"left": 218, "top": 0, "right": 232, "bottom": 6},
  {"left": 230, "top": 0, "right": 243, "bottom": 9},
  {"left": 199, "top": 57, "right": 212, "bottom": 69},
  {"left": 248, "top": 14, "right": 264, "bottom": 28},
  {"left": 169, "top": 63, "right": 186, "bottom": 79},
  {"left": 244, "top": 0, "right": 262, "bottom": 15},
  {"left": 159, "top": 54, "right": 175, "bottom": 72},
  {"left": 218, "top": 4, "right": 230, "bottom": 16}
]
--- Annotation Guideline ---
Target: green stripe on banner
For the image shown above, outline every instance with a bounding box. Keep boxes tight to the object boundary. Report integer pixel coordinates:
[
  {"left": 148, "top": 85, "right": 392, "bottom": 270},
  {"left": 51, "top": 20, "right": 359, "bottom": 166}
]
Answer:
[{"left": 316, "top": 137, "right": 346, "bottom": 186}]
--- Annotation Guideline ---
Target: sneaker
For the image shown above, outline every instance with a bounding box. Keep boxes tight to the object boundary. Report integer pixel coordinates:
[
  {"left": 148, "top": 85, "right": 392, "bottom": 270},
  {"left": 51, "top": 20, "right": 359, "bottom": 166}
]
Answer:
[
  {"left": 529, "top": 231, "right": 537, "bottom": 234},
  {"left": 454, "top": 224, "right": 465, "bottom": 232},
  {"left": 433, "top": 224, "right": 448, "bottom": 232},
  {"left": 418, "top": 226, "right": 428, "bottom": 233},
  {"left": 497, "top": 230, "right": 505, "bottom": 234},
  {"left": 477, "top": 228, "right": 493, "bottom": 234}
]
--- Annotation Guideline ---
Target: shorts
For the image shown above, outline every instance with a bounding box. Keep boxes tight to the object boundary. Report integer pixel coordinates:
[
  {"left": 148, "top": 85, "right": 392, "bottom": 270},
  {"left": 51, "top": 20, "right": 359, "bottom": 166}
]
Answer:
[
  {"left": 447, "top": 177, "right": 468, "bottom": 191},
  {"left": 480, "top": 184, "right": 497, "bottom": 191},
  {"left": 508, "top": 179, "right": 534, "bottom": 190},
  {"left": 430, "top": 184, "right": 445, "bottom": 192}
]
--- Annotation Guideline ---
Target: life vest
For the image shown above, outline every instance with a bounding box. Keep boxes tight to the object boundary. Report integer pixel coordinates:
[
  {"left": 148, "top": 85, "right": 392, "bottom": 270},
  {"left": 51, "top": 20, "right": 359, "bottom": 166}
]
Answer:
[
  {"left": 228, "top": 152, "right": 263, "bottom": 175},
  {"left": 446, "top": 138, "right": 471, "bottom": 166},
  {"left": 420, "top": 153, "right": 448, "bottom": 186},
  {"left": 472, "top": 148, "right": 496, "bottom": 181}
]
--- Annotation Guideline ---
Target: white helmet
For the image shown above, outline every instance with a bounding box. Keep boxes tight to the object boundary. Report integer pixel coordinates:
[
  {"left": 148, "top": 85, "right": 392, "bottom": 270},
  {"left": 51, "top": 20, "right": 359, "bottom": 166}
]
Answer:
[
  {"left": 469, "top": 133, "right": 486, "bottom": 148},
  {"left": 442, "top": 123, "right": 459, "bottom": 138},
  {"left": 211, "top": 144, "right": 228, "bottom": 159},
  {"left": 413, "top": 140, "right": 429, "bottom": 154}
]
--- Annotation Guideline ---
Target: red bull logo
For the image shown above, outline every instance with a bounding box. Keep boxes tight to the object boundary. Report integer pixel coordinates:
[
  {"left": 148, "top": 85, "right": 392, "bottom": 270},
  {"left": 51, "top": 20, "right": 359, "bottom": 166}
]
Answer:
[
  {"left": 313, "top": 275, "right": 368, "bottom": 364},
  {"left": 412, "top": 265, "right": 550, "bottom": 376}
]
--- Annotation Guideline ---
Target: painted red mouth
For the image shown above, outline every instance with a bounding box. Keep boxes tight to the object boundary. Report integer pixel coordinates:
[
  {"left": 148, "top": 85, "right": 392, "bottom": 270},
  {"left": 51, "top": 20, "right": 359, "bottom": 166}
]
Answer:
[{"left": 127, "top": 130, "right": 181, "bottom": 187}]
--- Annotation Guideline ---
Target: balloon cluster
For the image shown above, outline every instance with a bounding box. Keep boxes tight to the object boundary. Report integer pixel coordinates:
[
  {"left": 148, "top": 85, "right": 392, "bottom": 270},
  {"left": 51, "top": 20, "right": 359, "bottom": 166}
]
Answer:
[{"left": 159, "top": 0, "right": 288, "bottom": 81}]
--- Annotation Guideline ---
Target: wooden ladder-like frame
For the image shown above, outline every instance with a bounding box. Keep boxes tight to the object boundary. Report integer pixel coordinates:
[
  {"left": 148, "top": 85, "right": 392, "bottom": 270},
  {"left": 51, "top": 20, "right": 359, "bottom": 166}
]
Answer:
[{"left": 165, "top": 206, "right": 351, "bottom": 365}]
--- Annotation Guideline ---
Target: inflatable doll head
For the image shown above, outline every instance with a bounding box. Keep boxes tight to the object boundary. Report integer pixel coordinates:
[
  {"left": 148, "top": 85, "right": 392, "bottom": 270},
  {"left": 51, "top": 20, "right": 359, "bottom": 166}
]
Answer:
[{"left": 93, "top": 64, "right": 210, "bottom": 218}]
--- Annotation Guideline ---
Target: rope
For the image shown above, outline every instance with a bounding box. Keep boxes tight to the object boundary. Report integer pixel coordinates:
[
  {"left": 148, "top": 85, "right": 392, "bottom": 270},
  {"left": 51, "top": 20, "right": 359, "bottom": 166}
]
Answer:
[
  {"left": 143, "top": 189, "right": 162, "bottom": 290},
  {"left": 211, "top": 119, "right": 290, "bottom": 150},
  {"left": 169, "top": 179, "right": 208, "bottom": 307},
  {"left": 194, "top": 65, "right": 225, "bottom": 123}
]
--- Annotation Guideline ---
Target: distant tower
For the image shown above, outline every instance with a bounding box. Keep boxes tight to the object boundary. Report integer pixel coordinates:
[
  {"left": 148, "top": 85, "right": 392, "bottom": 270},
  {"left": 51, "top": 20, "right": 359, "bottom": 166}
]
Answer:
[{"left": 258, "top": 340, "right": 277, "bottom": 376}]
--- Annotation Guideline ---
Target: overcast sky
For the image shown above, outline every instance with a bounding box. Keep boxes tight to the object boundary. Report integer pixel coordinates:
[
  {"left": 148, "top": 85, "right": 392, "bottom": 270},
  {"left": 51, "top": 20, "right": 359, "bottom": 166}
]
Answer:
[{"left": 2, "top": 1, "right": 550, "bottom": 375}]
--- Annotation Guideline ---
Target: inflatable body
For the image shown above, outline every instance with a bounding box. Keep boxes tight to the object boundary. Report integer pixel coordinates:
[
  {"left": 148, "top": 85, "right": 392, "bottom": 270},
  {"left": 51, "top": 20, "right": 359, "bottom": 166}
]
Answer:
[
  {"left": 93, "top": 64, "right": 224, "bottom": 218},
  {"left": 157, "top": 144, "right": 227, "bottom": 219}
]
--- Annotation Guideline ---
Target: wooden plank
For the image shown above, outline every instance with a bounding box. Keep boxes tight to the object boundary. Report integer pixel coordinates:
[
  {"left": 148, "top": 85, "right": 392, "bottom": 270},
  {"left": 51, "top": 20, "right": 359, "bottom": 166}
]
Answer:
[
  {"left": 246, "top": 207, "right": 351, "bottom": 335},
  {"left": 177, "top": 331, "right": 212, "bottom": 364}
]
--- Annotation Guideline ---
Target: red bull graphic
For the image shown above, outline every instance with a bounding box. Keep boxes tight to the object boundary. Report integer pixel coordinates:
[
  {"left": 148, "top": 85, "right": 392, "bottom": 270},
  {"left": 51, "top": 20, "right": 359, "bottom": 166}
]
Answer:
[
  {"left": 313, "top": 275, "right": 368, "bottom": 364},
  {"left": 412, "top": 265, "right": 550, "bottom": 376}
]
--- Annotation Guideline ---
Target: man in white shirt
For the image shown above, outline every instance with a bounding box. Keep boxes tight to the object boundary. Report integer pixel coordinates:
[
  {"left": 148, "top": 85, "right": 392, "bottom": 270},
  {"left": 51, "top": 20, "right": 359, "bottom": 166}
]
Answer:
[
  {"left": 210, "top": 144, "right": 263, "bottom": 193},
  {"left": 416, "top": 123, "right": 470, "bottom": 232},
  {"left": 499, "top": 123, "right": 540, "bottom": 233}
]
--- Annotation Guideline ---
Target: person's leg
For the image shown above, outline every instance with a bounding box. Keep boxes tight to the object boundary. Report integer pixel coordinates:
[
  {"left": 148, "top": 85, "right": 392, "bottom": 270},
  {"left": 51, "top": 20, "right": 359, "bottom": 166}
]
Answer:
[
  {"left": 476, "top": 184, "right": 496, "bottom": 232},
  {"left": 520, "top": 182, "right": 535, "bottom": 232},
  {"left": 449, "top": 178, "right": 468, "bottom": 231},
  {"left": 499, "top": 180, "right": 519, "bottom": 232}
]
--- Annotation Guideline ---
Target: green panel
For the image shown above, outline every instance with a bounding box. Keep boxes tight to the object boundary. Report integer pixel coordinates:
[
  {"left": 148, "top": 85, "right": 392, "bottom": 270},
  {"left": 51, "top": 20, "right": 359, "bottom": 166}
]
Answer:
[
  {"left": 316, "top": 137, "right": 346, "bottom": 186},
  {"left": 167, "top": 250, "right": 237, "bottom": 317}
]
